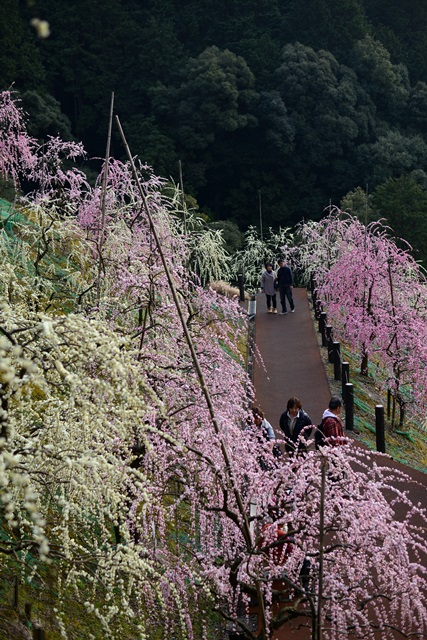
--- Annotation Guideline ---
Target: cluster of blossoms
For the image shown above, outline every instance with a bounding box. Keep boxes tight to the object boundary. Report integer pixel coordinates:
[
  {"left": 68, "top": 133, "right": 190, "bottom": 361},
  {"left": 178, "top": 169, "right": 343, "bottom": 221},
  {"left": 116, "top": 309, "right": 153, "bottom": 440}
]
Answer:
[
  {"left": 0, "top": 91, "right": 426, "bottom": 640},
  {"left": 297, "top": 210, "right": 427, "bottom": 429}
]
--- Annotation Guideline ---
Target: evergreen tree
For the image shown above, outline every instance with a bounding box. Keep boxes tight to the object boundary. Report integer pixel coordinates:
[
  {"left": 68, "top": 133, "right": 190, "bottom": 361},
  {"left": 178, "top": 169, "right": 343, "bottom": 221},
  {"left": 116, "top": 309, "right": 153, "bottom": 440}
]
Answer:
[
  {"left": 0, "top": 0, "right": 46, "bottom": 91},
  {"left": 282, "top": 0, "right": 368, "bottom": 57},
  {"left": 348, "top": 36, "right": 410, "bottom": 121},
  {"left": 372, "top": 174, "right": 427, "bottom": 264}
]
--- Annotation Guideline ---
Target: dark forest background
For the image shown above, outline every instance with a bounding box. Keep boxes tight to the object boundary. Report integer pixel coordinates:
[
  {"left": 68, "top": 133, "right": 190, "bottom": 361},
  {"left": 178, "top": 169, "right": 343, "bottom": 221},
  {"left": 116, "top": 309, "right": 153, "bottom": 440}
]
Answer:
[{"left": 3, "top": 0, "right": 427, "bottom": 261}]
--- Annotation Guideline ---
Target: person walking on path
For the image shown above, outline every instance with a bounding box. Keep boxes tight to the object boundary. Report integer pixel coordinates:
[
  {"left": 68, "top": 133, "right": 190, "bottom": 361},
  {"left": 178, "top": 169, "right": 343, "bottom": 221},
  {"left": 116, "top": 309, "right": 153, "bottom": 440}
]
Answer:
[
  {"left": 317, "top": 396, "right": 346, "bottom": 447},
  {"left": 276, "top": 258, "right": 295, "bottom": 315},
  {"left": 251, "top": 407, "right": 276, "bottom": 470},
  {"left": 279, "top": 397, "right": 313, "bottom": 453},
  {"left": 260, "top": 263, "right": 278, "bottom": 314}
]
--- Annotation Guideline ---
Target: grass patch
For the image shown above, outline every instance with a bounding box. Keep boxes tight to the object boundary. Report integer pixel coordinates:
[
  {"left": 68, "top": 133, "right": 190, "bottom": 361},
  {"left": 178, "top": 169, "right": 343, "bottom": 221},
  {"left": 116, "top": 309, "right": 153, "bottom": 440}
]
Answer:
[{"left": 311, "top": 303, "right": 427, "bottom": 475}]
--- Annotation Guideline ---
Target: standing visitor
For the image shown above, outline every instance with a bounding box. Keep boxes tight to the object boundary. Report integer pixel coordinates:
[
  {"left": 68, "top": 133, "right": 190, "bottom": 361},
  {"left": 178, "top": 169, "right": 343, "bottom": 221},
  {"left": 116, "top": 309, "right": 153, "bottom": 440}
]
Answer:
[
  {"left": 252, "top": 407, "right": 275, "bottom": 444},
  {"left": 252, "top": 407, "right": 276, "bottom": 469},
  {"left": 260, "top": 263, "right": 278, "bottom": 313},
  {"left": 317, "top": 396, "right": 346, "bottom": 447},
  {"left": 279, "top": 397, "right": 313, "bottom": 453},
  {"left": 258, "top": 519, "right": 293, "bottom": 567},
  {"left": 276, "top": 258, "right": 295, "bottom": 315}
]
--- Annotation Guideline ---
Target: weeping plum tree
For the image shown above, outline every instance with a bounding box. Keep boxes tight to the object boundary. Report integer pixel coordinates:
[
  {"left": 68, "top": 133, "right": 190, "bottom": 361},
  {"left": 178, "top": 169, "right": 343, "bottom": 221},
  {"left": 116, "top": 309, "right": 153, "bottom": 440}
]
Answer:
[
  {"left": 2, "top": 311, "right": 427, "bottom": 640},
  {"left": 234, "top": 225, "right": 296, "bottom": 293},
  {"left": 297, "top": 209, "right": 427, "bottom": 428},
  {"left": 0, "top": 89, "right": 37, "bottom": 185},
  {"left": 0, "top": 91, "right": 426, "bottom": 640}
]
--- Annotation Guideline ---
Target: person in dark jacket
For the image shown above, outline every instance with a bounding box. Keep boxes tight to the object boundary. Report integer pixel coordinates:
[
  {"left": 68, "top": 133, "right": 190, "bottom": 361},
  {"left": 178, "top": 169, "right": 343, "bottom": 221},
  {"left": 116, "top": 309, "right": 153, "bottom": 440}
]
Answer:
[
  {"left": 276, "top": 258, "right": 295, "bottom": 315},
  {"left": 279, "top": 397, "right": 312, "bottom": 453}
]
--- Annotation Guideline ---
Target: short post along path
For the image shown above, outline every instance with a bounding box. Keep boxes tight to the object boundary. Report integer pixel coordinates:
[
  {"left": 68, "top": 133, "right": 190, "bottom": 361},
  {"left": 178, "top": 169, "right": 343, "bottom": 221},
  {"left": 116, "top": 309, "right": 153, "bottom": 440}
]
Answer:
[{"left": 251, "top": 287, "right": 427, "bottom": 640}]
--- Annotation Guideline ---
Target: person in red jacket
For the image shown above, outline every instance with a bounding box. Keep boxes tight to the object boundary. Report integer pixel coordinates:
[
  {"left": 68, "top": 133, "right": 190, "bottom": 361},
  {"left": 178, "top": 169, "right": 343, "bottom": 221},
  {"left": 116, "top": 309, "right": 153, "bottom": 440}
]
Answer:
[
  {"left": 258, "top": 520, "right": 294, "bottom": 566},
  {"left": 258, "top": 509, "right": 312, "bottom": 592},
  {"left": 257, "top": 505, "right": 293, "bottom": 562},
  {"left": 318, "top": 396, "right": 346, "bottom": 446}
]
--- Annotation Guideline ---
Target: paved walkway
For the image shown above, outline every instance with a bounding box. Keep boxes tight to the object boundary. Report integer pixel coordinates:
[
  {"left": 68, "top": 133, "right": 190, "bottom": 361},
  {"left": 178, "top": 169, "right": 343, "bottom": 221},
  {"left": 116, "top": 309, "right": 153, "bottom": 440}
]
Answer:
[
  {"left": 253, "top": 288, "right": 331, "bottom": 431},
  {"left": 252, "top": 288, "right": 329, "bottom": 640},
  {"left": 251, "top": 287, "right": 427, "bottom": 640}
]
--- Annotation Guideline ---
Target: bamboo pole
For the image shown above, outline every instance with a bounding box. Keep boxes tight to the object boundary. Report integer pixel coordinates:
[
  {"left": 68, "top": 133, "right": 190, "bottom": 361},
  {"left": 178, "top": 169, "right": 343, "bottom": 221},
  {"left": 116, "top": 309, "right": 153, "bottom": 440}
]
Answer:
[
  {"left": 96, "top": 91, "right": 115, "bottom": 305},
  {"left": 114, "top": 116, "right": 266, "bottom": 634},
  {"left": 178, "top": 159, "right": 187, "bottom": 235},
  {"left": 315, "top": 459, "right": 327, "bottom": 640}
]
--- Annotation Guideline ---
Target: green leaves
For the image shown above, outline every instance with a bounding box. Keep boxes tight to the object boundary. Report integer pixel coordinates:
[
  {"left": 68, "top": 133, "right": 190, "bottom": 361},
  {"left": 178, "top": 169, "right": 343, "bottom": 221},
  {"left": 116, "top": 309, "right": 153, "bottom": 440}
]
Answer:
[
  {"left": 152, "top": 46, "right": 257, "bottom": 150},
  {"left": 357, "top": 131, "right": 427, "bottom": 187},
  {"left": 372, "top": 174, "right": 427, "bottom": 264},
  {"left": 348, "top": 36, "right": 409, "bottom": 118},
  {"left": 282, "top": 0, "right": 368, "bottom": 55},
  {"left": 19, "top": 90, "right": 73, "bottom": 141}
]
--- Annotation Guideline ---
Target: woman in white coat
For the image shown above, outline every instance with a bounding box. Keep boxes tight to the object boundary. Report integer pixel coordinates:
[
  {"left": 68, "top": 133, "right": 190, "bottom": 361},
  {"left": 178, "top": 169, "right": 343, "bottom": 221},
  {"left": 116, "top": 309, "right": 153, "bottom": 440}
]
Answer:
[{"left": 260, "top": 263, "right": 278, "bottom": 313}]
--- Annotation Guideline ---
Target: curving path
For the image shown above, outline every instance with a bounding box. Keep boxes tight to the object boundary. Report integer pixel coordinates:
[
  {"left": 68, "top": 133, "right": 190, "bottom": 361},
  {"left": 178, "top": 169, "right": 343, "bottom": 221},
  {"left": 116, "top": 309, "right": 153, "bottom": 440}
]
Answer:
[{"left": 251, "top": 287, "right": 427, "bottom": 640}]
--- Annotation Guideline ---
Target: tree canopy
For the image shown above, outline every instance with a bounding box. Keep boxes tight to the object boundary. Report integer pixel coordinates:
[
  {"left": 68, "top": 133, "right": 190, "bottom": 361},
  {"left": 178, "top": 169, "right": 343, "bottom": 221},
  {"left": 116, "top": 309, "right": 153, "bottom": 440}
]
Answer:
[{"left": 0, "top": 0, "right": 426, "bottom": 244}]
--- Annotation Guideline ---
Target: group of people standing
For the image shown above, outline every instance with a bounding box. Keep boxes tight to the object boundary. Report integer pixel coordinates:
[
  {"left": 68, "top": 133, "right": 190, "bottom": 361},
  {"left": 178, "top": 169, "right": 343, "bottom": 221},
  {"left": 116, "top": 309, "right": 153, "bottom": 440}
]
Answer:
[
  {"left": 249, "top": 397, "right": 345, "bottom": 586},
  {"left": 260, "top": 258, "right": 295, "bottom": 315},
  {"left": 250, "top": 396, "right": 345, "bottom": 459},
  {"left": 257, "top": 258, "right": 347, "bottom": 452}
]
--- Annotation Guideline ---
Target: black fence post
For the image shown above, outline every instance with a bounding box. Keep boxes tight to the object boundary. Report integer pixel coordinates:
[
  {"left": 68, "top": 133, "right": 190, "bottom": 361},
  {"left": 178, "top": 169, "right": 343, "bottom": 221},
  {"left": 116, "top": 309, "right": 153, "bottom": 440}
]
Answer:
[
  {"left": 315, "top": 299, "right": 322, "bottom": 320},
  {"left": 25, "top": 603, "right": 32, "bottom": 621},
  {"left": 387, "top": 389, "right": 391, "bottom": 419},
  {"left": 332, "top": 342, "right": 341, "bottom": 380},
  {"left": 237, "top": 274, "right": 245, "bottom": 302},
  {"left": 12, "top": 575, "right": 18, "bottom": 608},
  {"left": 375, "top": 405, "right": 386, "bottom": 453},
  {"left": 319, "top": 312, "right": 327, "bottom": 346},
  {"left": 310, "top": 274, "right": 317, "bottom": 295},
  {"left": 33, "top": 629, "right": 46, "bottom": 640},
  {"left": 341, "top": 362, "right": 350, "bottom": 402},
  {"left": 345, "top": 383, "right": 354, "bottom": 431},
  {"left": 326, "top": 326, "right": 334, "bottom": 363}
]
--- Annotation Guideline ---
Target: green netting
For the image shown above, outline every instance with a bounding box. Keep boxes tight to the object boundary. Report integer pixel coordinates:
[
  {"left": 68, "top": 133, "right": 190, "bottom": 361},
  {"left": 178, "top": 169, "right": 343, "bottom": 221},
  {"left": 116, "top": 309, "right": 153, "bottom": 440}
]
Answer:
[
  {"left": 0, "top": 198, "right": 82, "bottom": 310},
  {"left": 354, "top": 395, "right": 376, "bottom": 414},
  {"left": 0, "top": 197, "right": 31, "bottom": 231},
  {"left": 354, "top": 415, "right": 376, "bottom": 434},
  {"left": 395, "top": 430, "right": 415, "bottom": 442}
]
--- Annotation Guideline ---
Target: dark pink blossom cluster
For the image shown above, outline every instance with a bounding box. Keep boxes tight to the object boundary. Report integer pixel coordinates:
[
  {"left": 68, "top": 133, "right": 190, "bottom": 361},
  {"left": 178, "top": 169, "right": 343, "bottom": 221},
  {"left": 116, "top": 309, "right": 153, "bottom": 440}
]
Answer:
[{"left": 0, "top": 90, "right": 37, "bottom": 184}]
